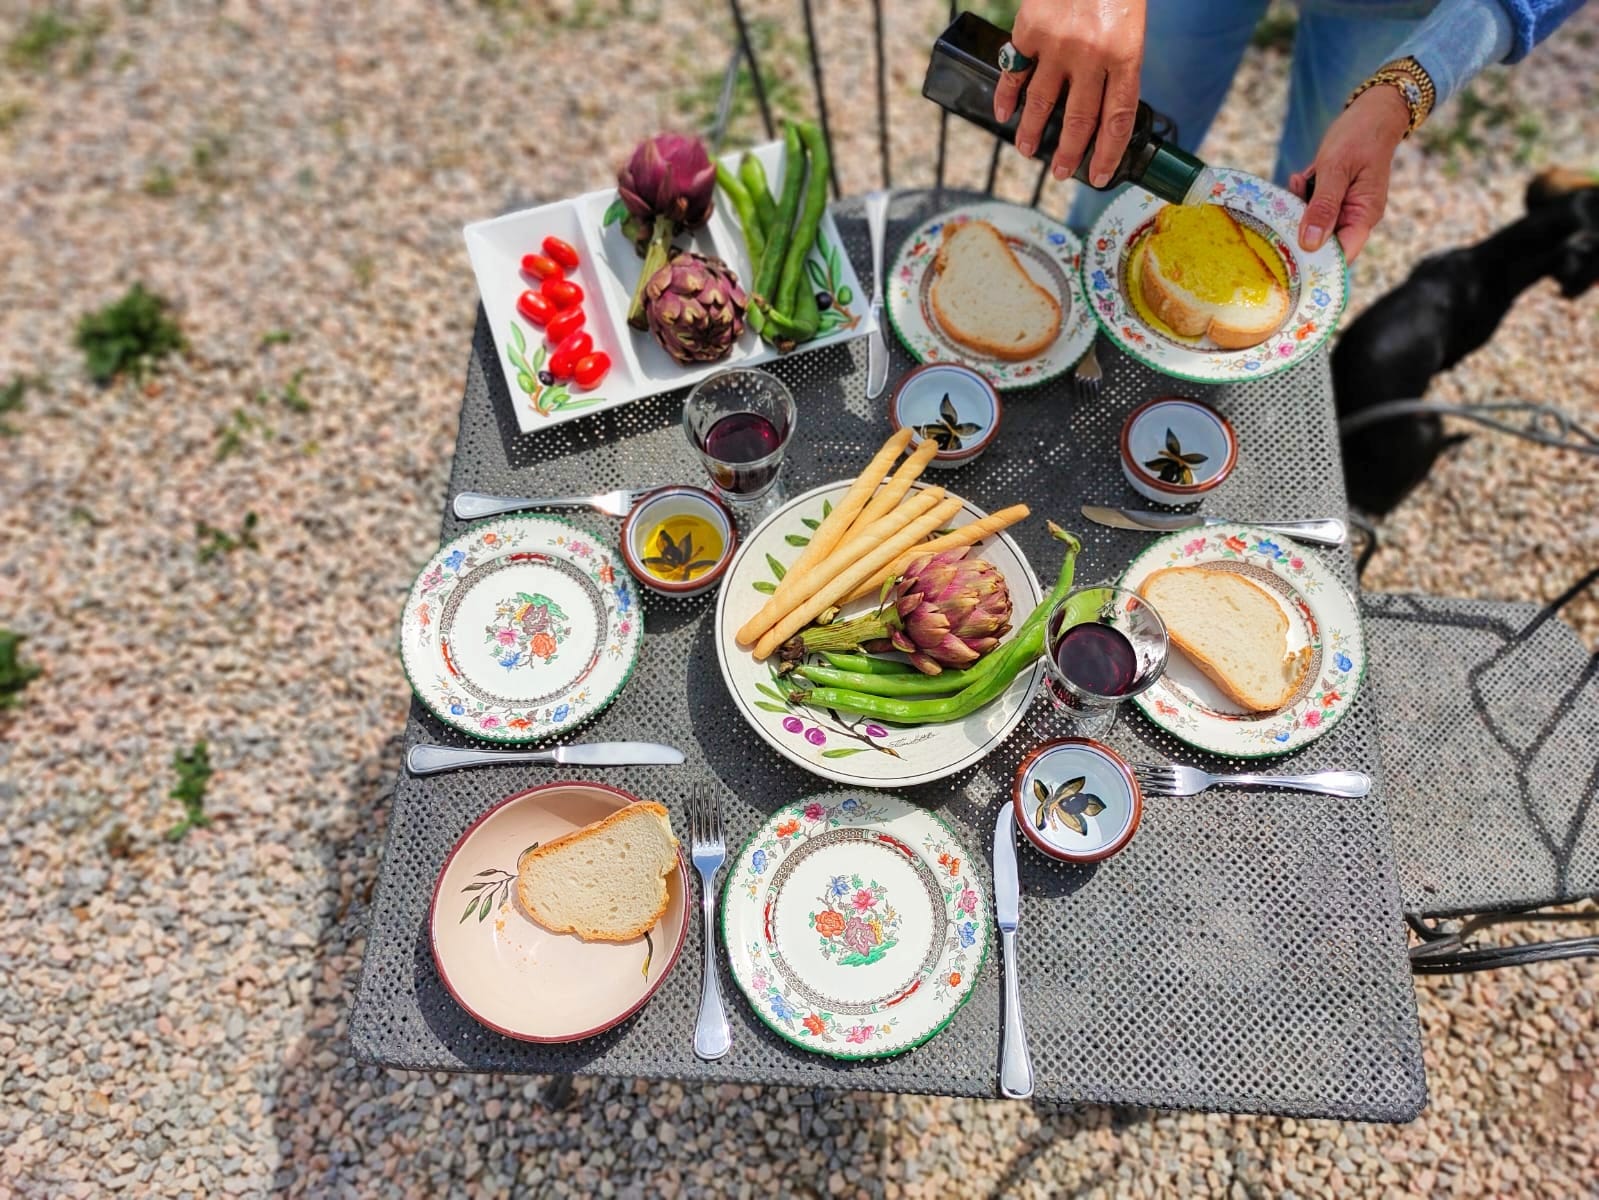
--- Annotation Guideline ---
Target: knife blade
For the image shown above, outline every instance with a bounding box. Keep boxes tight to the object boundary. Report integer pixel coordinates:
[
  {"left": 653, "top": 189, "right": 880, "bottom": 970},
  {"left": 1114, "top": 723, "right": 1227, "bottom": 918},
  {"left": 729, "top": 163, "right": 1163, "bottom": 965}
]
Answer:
[
  {"left": 864, "top": 189, "right": 891, "bottom": 400},
  {"left": 993, "top": 801, "right": 1033, "bottom": 1099},
  {"left": 406, "top": 742, "right": 686, "bottom": 776},
  {"left": 1079, "top": 505, "right": 1347, "bottom": 547}
]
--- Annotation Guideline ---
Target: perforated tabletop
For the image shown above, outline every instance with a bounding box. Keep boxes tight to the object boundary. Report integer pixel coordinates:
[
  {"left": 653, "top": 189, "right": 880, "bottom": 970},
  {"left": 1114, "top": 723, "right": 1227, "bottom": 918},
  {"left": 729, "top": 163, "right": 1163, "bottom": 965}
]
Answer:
[{"left": 350, "top": 191, "right": 1427, "bottom": 1120}]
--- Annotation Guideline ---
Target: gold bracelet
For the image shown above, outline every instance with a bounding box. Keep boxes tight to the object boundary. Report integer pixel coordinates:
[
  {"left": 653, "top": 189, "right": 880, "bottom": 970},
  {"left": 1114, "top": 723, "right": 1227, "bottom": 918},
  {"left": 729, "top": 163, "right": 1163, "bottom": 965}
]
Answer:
[{"left": 1346, "top": 56, "right": 1437, "bottom": 137}]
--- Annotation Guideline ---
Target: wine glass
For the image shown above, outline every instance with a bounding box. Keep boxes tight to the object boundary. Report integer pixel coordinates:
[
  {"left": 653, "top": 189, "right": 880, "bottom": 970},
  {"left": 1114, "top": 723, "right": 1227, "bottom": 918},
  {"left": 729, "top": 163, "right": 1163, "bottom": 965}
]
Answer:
[
  {"left": 682, "top": 368, "right": 797, "bottom": 524},
  {"left": 1042, "top": 583, "right": 1169, "bottom": 738}
]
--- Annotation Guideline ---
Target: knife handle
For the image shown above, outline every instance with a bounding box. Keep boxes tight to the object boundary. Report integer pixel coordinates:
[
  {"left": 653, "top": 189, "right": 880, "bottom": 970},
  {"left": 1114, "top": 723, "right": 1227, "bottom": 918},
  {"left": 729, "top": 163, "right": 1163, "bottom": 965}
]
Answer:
[
  {"left": 998, "top": 929, "right": 1034, "bottom": 1100},
  {"left": 406, "top": 744, "right": 551, "bottom": 775},
  {"left": 865, "top": 190, "right": 889, "bottom": 304},
  {"left": 1235, "top": 517, "right": 1347, "bottom": 547}
]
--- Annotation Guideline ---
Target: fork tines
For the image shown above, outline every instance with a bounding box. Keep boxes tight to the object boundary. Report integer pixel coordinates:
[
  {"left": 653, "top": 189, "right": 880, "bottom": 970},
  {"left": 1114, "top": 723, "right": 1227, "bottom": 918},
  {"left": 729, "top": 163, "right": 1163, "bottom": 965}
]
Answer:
[{"left": 1130, "top": 764, "right": 1177, "bottom": 792}]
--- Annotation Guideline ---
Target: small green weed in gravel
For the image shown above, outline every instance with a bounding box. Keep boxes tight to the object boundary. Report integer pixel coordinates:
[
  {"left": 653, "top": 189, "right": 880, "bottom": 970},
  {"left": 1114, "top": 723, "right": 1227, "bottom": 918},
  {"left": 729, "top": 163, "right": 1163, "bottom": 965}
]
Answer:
[
  {"left": 75, "top": 284, "right": 185, "bottom": 383},
  {"left": 166, "top": 741, "right": 213, "bottom": 841},
  {"left": 0, "top": 629, "right": 43, "bottom": 710},
  {"left": 191, "top": 131, "right": 229, "bottom": 182},
  {"left": 673, "top": 18, "right": 805, "bottom": 146},
  {"left": 1251, "top": 9, "right": 1298, "bottom": 51},
  {"left": 0, "top": 98, "right": 29, "bottom": 131},
  {"left": 258, "top": 328, "right": 294, "bottom": 349},
  {"left": 279, "top": 370, "right": 310, "bottom": 413},
  {"left": 8, "top": 11, "right": 75, "bottom": 69},
  {"left": 0, "top": 377, "right": 28, "bottom": 436},
  {"left": 196, "top": 512, "right": 259, "bottom": 562},
  {"left": 142, "top": 165, "right": 176, "bottom": 196}
]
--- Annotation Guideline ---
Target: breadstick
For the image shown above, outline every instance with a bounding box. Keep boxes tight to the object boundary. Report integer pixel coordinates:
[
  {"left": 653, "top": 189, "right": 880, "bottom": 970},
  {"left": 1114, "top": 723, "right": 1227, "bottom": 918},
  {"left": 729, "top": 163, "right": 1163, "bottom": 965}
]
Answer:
[
  {"left": 754, "top": 496, "right": 966, "bottom": 660},
  {"left": 848, "top": 437, "right": 940, "bottom": 536},
  {"left": 842, "top": 503, "right": 1031, "bottom": 603},
  {"left": 737, "top": 489, "right": 945, "bottom": 649},
  {"left": 735, "top": 429, "right": 911, "bottom": 646}
]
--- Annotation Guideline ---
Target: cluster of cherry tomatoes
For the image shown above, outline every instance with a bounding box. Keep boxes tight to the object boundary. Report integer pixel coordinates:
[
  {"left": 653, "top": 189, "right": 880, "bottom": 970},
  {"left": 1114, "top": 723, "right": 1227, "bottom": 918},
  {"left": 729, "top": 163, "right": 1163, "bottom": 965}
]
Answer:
[{"left": 516, "top": 236, "right": 611, "bottom": 390}]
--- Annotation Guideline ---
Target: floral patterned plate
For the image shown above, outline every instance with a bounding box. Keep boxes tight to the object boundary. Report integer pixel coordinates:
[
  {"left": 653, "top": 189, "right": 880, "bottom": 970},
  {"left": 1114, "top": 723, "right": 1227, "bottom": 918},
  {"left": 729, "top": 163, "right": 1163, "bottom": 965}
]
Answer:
[
  {"left": 430, "top": 782, "right": 689, "bottom": 1042},
  {"left": 885, "top": 200, "right": 1095, "bottom": 391},
  {"left": 1118, "top": 524, "right": 1366, "bottom": 758},
  {"left": 713, "top": 481, "right": 1045, "bottom": 788},
  {"left": 1080, "top": 169, "right": 1348, "bottom": 384},
  {"left": 722, "top": 792, "right": 989, "bottom": 1059},
  {"left": 399, "top": 515, "right": 643, "bottom": 743}
]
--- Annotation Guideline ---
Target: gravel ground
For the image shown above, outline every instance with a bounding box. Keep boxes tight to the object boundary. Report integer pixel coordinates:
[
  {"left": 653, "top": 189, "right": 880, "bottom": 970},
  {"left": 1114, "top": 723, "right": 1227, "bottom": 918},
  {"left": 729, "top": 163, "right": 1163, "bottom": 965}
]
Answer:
[{"left": 1, "top": 2, "right": 1594, "bottom": 1196}]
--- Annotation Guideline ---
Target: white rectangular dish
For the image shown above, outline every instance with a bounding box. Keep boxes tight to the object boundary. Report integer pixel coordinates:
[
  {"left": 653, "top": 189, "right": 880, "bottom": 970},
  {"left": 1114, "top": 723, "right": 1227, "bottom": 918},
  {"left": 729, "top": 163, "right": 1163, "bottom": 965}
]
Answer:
[{"left": 463, "top": 139, "right": 876, "bottom": 434}]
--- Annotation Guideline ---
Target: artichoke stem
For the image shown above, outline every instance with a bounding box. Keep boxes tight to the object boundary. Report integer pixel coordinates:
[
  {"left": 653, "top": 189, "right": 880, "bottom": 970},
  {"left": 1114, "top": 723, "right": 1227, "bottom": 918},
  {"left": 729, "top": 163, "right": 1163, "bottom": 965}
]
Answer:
[
  {"left": 782, "top": 609, "right": 901, "bottom": 662},
  {"left": 627, "top": 214, "right": 676, "bottom": 330}
]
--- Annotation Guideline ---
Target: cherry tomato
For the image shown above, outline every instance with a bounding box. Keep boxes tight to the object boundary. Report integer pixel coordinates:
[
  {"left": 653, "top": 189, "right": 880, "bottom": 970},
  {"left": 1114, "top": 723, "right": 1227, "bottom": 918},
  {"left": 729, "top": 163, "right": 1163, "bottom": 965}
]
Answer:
[
  {"left": 542, "top": 236, "right": 580, "bottom": 270},
  {"left": 521, "top": 253, "right": 563, "bottom": 280},
  {"left": 541, "top": 277, "right": 583, "bottom": 309},
  {"left": 573, "top": 351, "right": 611, "bottom": 389},
  {"left": 553, "top": 330, "right": 593, "bottom": 362},
  {"left": 544, "top": 306, "right": 585, "bottom": 343},
  {"left": 548, "top": 349, "right": 578, "bottom": 381},
  {"left": 516, "top": 289, "right": 555, "bottom": 327}
]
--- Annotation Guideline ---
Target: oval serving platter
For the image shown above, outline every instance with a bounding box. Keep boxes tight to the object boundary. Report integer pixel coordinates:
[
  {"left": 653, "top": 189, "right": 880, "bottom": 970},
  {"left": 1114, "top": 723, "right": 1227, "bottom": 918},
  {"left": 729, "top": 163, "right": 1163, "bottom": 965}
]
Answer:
[
  {"left": 714, "top": 480, "right": 1045, "bottom": 789},
  {"left": 722, "top": 792, "right": 990, "bottom": 1060},
  {"left": 399, "top": 514, "right": 643, "bottom": 743},
  {"left": 886, "top": 200, "right": 1096, "bottom": 391},
  {"left": 430, "top": 782, "right": 689, "bottom": 1042},
  {"left": 1118, "top": 523, "right": 1366, "bottom": 758},
  {"left": 1080, "top": 168, "right": 1348, "bottom": 384}
]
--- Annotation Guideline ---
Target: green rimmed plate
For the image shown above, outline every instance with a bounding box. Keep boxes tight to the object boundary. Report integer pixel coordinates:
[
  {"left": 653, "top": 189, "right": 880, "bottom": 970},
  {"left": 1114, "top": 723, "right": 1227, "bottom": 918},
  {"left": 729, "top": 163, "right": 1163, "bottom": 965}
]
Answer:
[
  {"left": 1118, "top": 524, "right": 1366, "bottom": 758},
  {"left": 886, "top": 200, "right": 1095, "bottom": 391},
  {"left": 399, "top": 515, "right": 643, "bottom": 743},
  {"left": 1080, "top": 169, "right": 1347, "bottom": 384},
  {"left": 722, "top": 792, "right": 989, "bottom": 1060}
]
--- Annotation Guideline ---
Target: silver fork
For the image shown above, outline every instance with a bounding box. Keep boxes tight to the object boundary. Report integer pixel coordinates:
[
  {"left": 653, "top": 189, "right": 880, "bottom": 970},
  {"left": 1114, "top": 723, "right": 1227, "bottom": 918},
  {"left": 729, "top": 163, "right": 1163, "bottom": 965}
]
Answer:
[
  {"left": 688, "top": 784, "right": 732, "bottom": 1060},
  {"left": 1073, "top": 339, "right": 1103, "bottom": 403},
  {"left": 1132, "top": 763, "right": 1371, "bottom": 798},
  {"left": 452, "top": 488, "right": 647, "bottom": 521}
]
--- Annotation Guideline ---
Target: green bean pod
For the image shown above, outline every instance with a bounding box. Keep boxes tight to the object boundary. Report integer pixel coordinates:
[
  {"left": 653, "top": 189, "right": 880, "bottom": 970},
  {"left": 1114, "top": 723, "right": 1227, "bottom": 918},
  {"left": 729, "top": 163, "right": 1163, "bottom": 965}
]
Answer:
[
  {"left": 792, "top": 662, "right": 996, "bottom": 698},
  {"left": 714, "top": 163, "right": 764, "bottom": 265},
  {"left": 820, "top": 653, "right": 917, "bottom": 676},
  {"left": 776, "top": 121, "right": 830, "bottom": 316},
  {"left": 754, "top": 123, "right": 805, "bottom": 304},
  {"left": 740, "top": 153, "right": 778, "bottom": 233}
]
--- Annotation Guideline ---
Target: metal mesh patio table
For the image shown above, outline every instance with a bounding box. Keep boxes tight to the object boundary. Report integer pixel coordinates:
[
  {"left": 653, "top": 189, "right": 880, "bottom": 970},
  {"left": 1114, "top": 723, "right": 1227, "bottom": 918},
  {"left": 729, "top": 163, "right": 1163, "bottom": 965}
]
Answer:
[{"left": 351, "top": 191, "right": 1427, "bottom": 1121}]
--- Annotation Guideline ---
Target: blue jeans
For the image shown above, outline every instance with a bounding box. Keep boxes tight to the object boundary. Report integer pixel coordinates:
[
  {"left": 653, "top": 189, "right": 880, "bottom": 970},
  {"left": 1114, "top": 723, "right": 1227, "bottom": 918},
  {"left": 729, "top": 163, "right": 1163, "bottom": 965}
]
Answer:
[{"left": 1066, "top": 1, "right": 1427, "bottom": 230}]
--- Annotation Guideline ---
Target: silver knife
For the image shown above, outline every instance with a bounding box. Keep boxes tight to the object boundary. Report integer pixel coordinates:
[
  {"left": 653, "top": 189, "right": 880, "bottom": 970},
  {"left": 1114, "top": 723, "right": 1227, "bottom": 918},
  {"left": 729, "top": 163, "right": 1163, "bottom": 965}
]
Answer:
[
  {"left": 1080, "top": 505, "right": 1347, "bottom": 548},
  {"left": 864, "top": 189, "right": 891, "bottom": 400},
  {"left": 993, "top": 801, "right": 1034, "bottom": 1100},
  {"left": 407, "top": 742, "right": 686, "bottom": 776}
]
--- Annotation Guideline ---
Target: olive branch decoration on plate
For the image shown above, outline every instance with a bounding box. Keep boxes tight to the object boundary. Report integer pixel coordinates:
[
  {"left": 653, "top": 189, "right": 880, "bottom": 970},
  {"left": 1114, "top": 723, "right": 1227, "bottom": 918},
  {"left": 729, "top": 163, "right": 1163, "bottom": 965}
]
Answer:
[
  {"left": 1032, "top": 777, "right": 1105, "bottom": 835},
  {"left": 458, "top": 841, "right": 654, "bottom": 975},
  {"left": 507, "top": 324, "right": 606, "bottom": 419},
  {"left": 807, "top": 230, "right": 860, "bottom": 336},
  {"left": 1143, "top": 428, "right": 1208, "bottom": 486},
  {"left": 914, "top": 393, "right": 982, "bottom": 452},
  {"left": 643, "top": 528, "right": 718, "bottom": 580},
  {"left": 756, "top": 499, "right": 834, "bottom": 591}
]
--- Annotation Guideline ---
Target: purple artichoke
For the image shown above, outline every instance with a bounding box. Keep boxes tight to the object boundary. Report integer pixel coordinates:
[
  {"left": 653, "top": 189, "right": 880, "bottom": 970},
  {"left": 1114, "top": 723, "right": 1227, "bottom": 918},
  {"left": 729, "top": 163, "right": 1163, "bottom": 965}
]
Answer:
[
  {"left": 782, "top": 547, "right": 1013, "bottom": 675},
  {"left": 644, "top": 252, "right": 747, "bottom": 365},
  {"left": 616, "top": 133, "right": 717, "bottom": 329}
]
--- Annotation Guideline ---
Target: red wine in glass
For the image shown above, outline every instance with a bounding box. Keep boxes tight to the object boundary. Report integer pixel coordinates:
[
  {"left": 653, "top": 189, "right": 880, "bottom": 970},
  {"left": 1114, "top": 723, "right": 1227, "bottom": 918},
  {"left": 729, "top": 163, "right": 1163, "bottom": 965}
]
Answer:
[
  {"left": 1053, "top": 623, "right": 1139, "bottom": 698},
  {"left": 701, "top": 411, "right": 783, "bottom": 495}
]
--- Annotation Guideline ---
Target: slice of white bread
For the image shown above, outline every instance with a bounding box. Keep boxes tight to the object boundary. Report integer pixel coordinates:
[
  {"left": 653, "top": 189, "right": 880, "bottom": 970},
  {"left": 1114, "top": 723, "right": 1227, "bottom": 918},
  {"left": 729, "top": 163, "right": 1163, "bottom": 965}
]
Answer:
[
  {"left": 1138, "top": 205, "right": 1289, "bottom": 350},
  {"left": 930, "top": 219, "right": 1062, "bottom": 361},
  {"left": 1138, "top": 566, "right": 1311, "bottom": 712},
  {"left": 516, "top": 801, "right": 679, "bottom": 942}
]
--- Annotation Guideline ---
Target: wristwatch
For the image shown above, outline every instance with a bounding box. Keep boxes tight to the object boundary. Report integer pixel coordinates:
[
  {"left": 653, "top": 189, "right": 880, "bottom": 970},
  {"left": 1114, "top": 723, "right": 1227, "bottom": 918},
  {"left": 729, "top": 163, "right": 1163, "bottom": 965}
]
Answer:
[{"left": 1346, "top": 56, "right": 1437, "bottom": 137}]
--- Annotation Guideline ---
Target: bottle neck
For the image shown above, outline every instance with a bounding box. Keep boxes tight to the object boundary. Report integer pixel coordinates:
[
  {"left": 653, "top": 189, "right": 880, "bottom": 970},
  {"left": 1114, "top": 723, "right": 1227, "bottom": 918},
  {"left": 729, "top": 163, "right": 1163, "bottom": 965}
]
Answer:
[{"left": 1133, "top": 139, "right": 1210, "bottom": 206}]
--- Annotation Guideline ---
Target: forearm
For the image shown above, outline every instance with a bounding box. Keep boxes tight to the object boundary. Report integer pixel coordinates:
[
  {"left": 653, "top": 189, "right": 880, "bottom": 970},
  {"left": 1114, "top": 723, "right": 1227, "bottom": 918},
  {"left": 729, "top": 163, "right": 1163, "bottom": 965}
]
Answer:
[{"left": 1392, "top": 0, "right": 1515, "bottom": 107}]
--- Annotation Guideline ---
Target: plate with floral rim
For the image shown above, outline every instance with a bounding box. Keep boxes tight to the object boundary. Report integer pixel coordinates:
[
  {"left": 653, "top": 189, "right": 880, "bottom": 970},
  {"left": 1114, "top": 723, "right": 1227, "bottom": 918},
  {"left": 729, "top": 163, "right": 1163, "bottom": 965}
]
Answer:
[
  {"left": 886, "top": 200, "right": 1096, "bottom": 391},
  {"left": 722, "top": 791, "right": 989, "bottom": 1060},
  {"left": 430, "top": 781, "right": 689, "bottom": 1042},
  {"left": 399, "top": 514, "right": 643, "bottom": 744},
  {"left": 1080, "top": 168, "right": 1348, "bottom": 384},
  {"left": 713, "top": 480, "right": 1045, "bottom": 788},
  {"left": 1118, "top": 523, "right": 1366, "bottom": 758}
]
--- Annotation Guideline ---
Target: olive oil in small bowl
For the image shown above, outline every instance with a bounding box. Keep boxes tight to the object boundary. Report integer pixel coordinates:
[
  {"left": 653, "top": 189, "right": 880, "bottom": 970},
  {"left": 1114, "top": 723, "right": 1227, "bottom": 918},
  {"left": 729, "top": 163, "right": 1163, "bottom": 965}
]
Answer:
[{"left": 620, "top": 487, "right": 738, "bottom": 598}]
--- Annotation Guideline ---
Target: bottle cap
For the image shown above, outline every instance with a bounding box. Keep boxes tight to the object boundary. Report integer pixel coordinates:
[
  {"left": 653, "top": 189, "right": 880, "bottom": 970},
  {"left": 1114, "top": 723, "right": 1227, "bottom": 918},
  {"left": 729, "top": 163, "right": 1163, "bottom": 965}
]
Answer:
[{"left": 1141, "top": 142, "right": 1207, "bottom": 206}]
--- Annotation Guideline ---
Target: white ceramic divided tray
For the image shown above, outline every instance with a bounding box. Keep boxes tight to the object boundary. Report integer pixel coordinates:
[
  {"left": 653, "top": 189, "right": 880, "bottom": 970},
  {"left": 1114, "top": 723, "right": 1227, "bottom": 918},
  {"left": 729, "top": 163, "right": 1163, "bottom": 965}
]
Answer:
[{"left": 464, "top": 140, "right": 877, "bottom": 433}]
